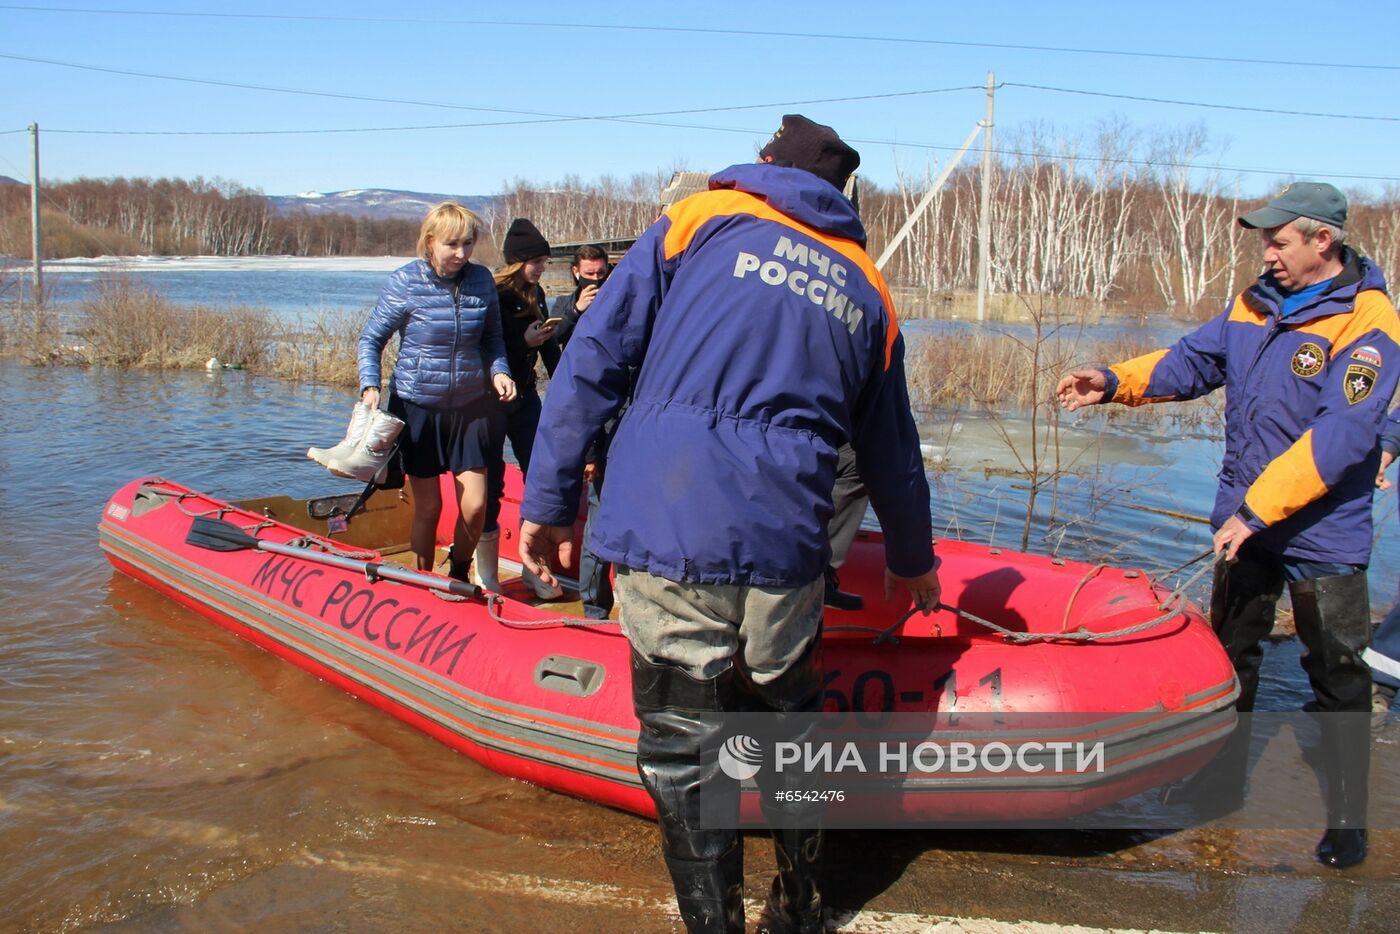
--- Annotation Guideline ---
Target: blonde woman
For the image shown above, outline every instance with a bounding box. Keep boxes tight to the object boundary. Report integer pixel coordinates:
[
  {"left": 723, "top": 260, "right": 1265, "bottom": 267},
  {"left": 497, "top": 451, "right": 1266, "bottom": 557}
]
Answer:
[{"left": 359, "top": 202, "right": 516, "bottom": 579}]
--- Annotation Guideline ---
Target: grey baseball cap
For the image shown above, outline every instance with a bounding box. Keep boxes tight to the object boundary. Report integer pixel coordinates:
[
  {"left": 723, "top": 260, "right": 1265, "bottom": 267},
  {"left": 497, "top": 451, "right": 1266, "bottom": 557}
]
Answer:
[{"left": 1238, "top": 181, "right": 1347, "bottom": 230}]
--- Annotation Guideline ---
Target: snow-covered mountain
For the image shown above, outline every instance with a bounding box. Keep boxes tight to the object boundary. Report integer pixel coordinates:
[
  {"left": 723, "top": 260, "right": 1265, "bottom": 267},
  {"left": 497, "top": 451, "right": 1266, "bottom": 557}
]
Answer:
[{"left": 267, "top": 188, "right": 495, "bottom": 220}]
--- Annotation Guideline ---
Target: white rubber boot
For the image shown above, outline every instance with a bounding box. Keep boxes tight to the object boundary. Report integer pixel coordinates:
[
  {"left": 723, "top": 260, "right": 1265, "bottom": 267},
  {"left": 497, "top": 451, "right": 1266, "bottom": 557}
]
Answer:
[
  {"left": 474, "top": 530, "right": 502, "bottom": 593},
  {"left": 327, "top": 408, "right": 405, "bottom": 483},
  {"left": 308, "top": 402, "right": 372, "bottom": 473},
  {"left": 521, "top": 562, "right": 564, "bottom": 601}
]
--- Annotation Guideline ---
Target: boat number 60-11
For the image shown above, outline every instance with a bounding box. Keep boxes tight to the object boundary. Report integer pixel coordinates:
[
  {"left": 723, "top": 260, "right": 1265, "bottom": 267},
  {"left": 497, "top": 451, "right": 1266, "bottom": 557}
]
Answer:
[{"left": 822, "top": 667, "right": 1004, "bottom": 722}]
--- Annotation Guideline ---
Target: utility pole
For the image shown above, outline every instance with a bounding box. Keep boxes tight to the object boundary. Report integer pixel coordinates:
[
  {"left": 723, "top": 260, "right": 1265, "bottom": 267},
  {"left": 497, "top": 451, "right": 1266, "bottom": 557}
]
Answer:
[
  {"left": 975, "top": 72, "right": 995, "bottom": 323},
  {"left": 29, "top": 122, "right": 42, "bottom": 305},
  {"left": 874, "top": 123, "right": 982, "bottom": 272}
]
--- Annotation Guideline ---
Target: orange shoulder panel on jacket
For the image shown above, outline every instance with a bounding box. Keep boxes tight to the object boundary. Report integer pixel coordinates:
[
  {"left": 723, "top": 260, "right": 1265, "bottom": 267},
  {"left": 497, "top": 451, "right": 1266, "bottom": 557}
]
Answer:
[
  {"left": 1297, "top": 289, "right": 1400, "bottom": 349},
  {"left": 1227, "top": 295, "right": 1269, "bottom": 325},
  {"left": 660, "top": 188, "right": 901, "bottom": 369}
]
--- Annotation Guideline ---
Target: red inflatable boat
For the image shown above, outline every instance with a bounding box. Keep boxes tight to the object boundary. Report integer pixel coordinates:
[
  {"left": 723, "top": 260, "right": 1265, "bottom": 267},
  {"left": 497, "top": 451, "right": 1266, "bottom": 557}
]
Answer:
[{"left": 98, "top": 469, "right": 1236, "bottom": 822}]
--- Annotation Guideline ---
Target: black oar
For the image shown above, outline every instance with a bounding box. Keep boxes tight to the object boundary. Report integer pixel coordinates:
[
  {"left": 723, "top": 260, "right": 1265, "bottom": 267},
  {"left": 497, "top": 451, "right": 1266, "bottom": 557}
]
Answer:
[{"left": 186, "top": 516, "right": 481, "bottom": 600}]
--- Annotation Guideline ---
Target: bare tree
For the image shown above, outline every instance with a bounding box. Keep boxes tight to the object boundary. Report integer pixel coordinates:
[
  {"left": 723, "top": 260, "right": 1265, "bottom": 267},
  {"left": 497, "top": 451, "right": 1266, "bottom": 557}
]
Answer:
[{"left": 1145, "top": 126, "right": 1240, "bottom": 312}]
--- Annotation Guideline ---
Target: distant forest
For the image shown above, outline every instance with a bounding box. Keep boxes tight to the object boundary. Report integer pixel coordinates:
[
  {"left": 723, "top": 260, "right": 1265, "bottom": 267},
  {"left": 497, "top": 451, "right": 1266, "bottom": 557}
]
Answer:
[
  {"left": 0, "top": 173, "right": 665, "bottom": 267},
  {"left": 0, "top": 177, "right": 425, "bottom": 259},
  {"left": 6, "top": 122, "right": 1400, "bottom": 313}
]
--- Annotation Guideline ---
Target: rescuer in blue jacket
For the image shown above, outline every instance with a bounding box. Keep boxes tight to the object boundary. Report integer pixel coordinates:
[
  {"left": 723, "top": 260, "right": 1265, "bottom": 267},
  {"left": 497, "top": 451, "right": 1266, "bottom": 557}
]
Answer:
[
  {"left": 1057, "top": 182, "right": 1400, "bottom": 870},
  {"left": 518, "top": 115, "right": 940, "bottom": 933}
]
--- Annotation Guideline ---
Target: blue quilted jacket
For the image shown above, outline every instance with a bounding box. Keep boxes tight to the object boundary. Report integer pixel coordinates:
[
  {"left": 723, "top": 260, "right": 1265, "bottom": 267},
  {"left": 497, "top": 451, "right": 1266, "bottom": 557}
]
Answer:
[{"left": 358, "top": 259, "right": 510, "bottom": 409}]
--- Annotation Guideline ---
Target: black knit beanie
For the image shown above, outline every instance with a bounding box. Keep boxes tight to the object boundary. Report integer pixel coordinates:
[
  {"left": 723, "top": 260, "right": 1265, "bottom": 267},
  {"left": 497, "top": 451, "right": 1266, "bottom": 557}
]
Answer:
[
  {"left": 502, "top": 218, "right": 551, "bottom": 264},
  {"left": 758, "top": 114, "right": 860, "bottom": 191}
]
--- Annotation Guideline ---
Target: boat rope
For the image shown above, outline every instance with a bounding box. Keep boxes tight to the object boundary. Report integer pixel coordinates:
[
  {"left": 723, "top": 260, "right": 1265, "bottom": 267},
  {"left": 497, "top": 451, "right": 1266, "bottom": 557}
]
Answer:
[
  {"left": 830, "top": 598, "right": 1189, "bottom": 646},
  {"left": 144, "top": 483, "right": 381, "bottom": 559},
  {"left": 483, "top": 594, "right": 622, "bottom": 629},
  {"left": 1152, "top": 547, "right": 1216, "bottom": 584},
  {"left": 827, "top": 553, "right": 1225, "bottom": 646},
  {"left": 826, "top": 609, "right": 918, "bottom": 644},
  {"left": 1152, "top": 550, "right": 1221, "bottom": 609},
  {"left": 1059, "top": 564, "right": 1106, "bottom": 633},
  {"left": 283, "top": 535, "right": 380, "bottom": 561},
  {"left": 145, "top": 483, "right": 247, "bottom": 522}
]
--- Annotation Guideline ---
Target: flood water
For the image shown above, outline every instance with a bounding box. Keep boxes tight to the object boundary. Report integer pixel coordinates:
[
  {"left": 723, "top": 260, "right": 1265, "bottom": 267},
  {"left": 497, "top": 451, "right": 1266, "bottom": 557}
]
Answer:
[
  {"left": 14, "top": 255, "right": 403, "bottom": 319},
  {"left": 4, "top": 260, "right": 1400, "bottom": 930}
]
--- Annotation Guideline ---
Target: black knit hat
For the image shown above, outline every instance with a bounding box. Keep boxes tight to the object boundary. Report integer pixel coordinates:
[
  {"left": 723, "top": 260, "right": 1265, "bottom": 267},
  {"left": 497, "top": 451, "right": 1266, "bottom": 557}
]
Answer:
[
  {"left": 503, "top": 218, "right": 551, "bottom": 264},
  {"left": 758, "top": 114, "right": 860, "bottom": 191}
]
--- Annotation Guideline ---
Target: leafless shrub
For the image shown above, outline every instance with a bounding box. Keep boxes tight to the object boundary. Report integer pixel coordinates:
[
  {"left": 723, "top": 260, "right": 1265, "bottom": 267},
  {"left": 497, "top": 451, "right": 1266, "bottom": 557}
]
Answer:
[
  {"left": 270, "top": 308, "right": 383, "bottom": 388},
  {"left": 75, "top": 276, "right": 276, "bottom": 368}
]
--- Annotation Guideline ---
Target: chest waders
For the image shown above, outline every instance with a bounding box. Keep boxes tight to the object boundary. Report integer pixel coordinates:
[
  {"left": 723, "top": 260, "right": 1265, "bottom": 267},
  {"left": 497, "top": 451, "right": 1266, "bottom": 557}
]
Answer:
[{"left": 631, "top": 632, "right": 826, "bottom": 934}]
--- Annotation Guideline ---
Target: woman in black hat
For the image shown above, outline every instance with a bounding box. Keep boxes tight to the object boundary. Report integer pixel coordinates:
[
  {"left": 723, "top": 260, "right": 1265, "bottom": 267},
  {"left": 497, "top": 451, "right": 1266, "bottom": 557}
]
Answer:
[{"left": 477, "top": 217, "right": 563, "bottom": 598}]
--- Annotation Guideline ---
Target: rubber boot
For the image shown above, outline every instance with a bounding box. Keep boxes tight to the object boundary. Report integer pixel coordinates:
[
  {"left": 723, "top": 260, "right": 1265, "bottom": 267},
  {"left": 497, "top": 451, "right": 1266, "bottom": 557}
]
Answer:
[
  {"left": 325, "top": 408, "right": 405, "bottom": 483},
  {"left": 1158, "top": 550, "right": 1284, "bottom": 821},
  {"left": 1158, "top": 716, "right": 1250, "bottom": 822},
  {"left": 473, "top": 529, "right": 502, "bottom": 593},
  {"left": 1210, "top": 548, "right": 1286, "bottom": 713},
  {"left": 521, "top": 562, "right": 564, "bottom": 601},
  {"left": 756, "top": 830, "right": 823, "bottom": 934},
  {"left": 1314, "top": 715, "right": 1370, "bottom": 869},
  {"left": 631, "top": 651, "right": 744, "bottom": 934},
  {"left": 1290, "top": 572, "right": 1372, "bottom": 869},
  {"left": 751, "top": 634, "right": 825, "bottom": 934},
  {"left": 307, "top": 402, "right": 372, "bottom": 472}
]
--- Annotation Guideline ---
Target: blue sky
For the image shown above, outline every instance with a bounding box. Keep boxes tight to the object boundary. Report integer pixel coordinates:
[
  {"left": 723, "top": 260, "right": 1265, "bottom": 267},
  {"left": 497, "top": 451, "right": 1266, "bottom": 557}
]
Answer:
[{"left": 3, "top": 2, "right": 1399, "bottom": 200}]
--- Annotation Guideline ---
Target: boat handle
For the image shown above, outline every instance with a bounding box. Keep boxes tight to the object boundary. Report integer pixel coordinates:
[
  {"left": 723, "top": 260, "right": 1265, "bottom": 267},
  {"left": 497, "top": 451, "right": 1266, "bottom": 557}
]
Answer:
[{"left": 534, "top": 655, "right": 605, "bottom": 698}]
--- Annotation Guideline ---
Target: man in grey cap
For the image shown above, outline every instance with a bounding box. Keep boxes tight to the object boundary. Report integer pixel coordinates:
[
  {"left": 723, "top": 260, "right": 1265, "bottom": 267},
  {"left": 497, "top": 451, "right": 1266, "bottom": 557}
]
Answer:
[{"left": 1057, "top": 181, "right": 1400, "bottom": 869}]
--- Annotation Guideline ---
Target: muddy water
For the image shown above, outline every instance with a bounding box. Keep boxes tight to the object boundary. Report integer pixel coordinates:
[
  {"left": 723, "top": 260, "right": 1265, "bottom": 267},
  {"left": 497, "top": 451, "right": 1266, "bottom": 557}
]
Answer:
[{"left": 2, "top": 357, "right": 1399, "bottom": 932}]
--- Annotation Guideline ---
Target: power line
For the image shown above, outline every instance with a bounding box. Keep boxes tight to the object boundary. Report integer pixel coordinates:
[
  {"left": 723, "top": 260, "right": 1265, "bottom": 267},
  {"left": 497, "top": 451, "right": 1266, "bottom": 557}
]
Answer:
[
  {"left": 5, "top": 53, "right": 1399, "bottom": 183},
  {"left": 12, "top": 46, "right": 1391, "bottom": 133},
  {"left": 1006, "top": 82, "right": 1400, "bottom": 123},
  {"left": 32, "top": 88, "right": 983, "bottom": 136},
  {"left": 2, "top": 4, "right": 1398, "bottom": 73},
  {"left": 9, "top": 115, "right": 1400, "bottom": 184},
  {"left": 0, "top": 51, "right": 979, "bottom": 124},
  {"left": 0, "top": 52, "right": 574, "bottom": 117},
  {"left": 23, "top": 117, "right": 1392, "bottom": 184}
]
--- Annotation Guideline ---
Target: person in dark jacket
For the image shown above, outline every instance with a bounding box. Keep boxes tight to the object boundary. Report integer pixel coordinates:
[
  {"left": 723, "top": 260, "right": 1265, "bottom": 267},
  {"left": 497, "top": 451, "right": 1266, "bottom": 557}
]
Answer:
[
  {"left": 477, "top": 218, "right": 563, "bottom": 598},
  {"left": 552, "top": 243, "right": 610, "bottom": 350},
  {"left": 1365, "top": 407, "right": 1400, "bottom": 728},
  {"left": 359, "top": 201, "right": 515, "bottom": 577},
  {"left": 518, "top": 115, "right": 940, "bottom": 933},
  {"left": 1058, "top": 182, "right": 1400, "bottom": 870}
]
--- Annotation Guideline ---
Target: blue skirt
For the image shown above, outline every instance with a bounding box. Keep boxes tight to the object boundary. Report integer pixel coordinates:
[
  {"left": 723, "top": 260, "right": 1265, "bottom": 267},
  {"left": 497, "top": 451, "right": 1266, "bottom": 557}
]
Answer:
[{"left": 388, "top": 393, "right": 505, "bottom": 477}]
